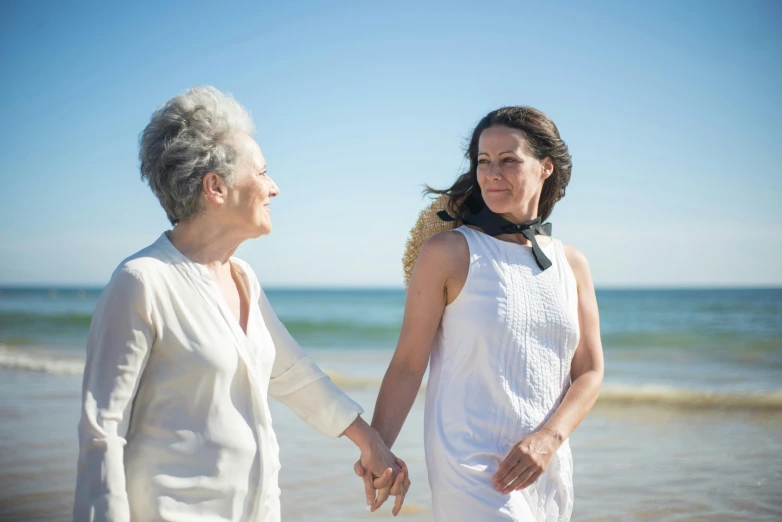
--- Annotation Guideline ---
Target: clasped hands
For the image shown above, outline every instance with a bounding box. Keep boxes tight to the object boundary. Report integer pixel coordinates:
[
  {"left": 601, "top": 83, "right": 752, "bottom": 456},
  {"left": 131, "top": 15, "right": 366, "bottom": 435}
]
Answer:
[{"left": 351, "top": 430, "right": 410, "bottom": 516}]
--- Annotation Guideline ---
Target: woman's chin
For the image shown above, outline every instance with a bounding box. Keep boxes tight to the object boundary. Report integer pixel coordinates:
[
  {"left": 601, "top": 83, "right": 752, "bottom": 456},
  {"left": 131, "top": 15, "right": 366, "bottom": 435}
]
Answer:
[{"left": 252, "top": 223, "right": 272, "bottom": 238}]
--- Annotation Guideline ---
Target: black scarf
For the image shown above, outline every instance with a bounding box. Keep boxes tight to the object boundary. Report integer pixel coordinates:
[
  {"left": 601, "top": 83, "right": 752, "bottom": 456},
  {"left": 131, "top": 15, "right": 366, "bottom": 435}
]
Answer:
[{"left": 438, "top": 205, "right": 553, "bottom": 271}]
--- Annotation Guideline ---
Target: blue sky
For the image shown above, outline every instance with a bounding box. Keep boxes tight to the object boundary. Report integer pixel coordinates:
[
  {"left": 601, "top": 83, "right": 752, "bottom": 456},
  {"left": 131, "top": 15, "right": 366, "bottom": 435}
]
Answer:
[{"left": 1, "top": 0, "right": 780, "bottom": 287}]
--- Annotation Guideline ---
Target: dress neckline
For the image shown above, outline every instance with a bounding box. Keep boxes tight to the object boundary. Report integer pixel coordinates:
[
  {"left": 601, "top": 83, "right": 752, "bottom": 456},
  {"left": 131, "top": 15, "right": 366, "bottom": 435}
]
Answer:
[
  {"left": 156, "top": 231, "right": 252, "bottom": 340},
  {"left": 463, "top": 225, "right": 556, "bottom": 251}
]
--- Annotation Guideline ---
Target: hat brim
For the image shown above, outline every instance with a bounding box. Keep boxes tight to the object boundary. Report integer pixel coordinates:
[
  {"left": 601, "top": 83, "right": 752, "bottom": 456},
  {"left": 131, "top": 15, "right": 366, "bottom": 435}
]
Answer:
[{"left": 402, "top": 194, "right": 460, "bottom": 287}]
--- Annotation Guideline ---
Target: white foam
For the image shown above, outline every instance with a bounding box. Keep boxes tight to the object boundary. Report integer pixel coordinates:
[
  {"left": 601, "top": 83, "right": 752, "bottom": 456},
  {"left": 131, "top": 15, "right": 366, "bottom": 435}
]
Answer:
[
  {"left": 1, "top": 345, "right": 780, "bottom": 410},
  {"left": 598, "top": 383, "right": 782, "bottom": 410},
  {"left": 0, "top": 345, "right": 84, "bottom": 376}
]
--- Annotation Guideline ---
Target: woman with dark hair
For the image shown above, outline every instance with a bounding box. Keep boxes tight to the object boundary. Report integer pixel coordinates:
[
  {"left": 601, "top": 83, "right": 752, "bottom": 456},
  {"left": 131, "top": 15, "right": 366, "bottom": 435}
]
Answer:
[{"left": 357, "top": 107, "right": 604, "bottom": 521}]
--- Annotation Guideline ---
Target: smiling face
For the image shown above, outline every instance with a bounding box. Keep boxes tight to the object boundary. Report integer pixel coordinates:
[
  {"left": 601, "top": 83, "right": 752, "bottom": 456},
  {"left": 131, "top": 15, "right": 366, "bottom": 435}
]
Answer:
[
  {"left": 476, "top": 125, "right": 552, "bottom": 222},
  {"left": 220, "top": 132, "right": 279, "bottom": 238}
]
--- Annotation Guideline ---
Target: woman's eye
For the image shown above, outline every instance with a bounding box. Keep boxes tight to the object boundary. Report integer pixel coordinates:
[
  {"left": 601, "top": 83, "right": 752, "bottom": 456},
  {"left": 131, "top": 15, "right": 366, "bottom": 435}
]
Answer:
[
  {"left": 503, "top": 157, "right": 516, "bottom": 163},
  {"left": 478, "top": 159, "right": 489, "bottom": 165}
]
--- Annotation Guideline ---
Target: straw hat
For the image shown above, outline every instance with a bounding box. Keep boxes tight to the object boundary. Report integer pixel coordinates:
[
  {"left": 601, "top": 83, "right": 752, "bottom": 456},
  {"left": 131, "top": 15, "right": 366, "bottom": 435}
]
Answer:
[{"left": 402, "top": 194, "right": 461, "bottom": 287}]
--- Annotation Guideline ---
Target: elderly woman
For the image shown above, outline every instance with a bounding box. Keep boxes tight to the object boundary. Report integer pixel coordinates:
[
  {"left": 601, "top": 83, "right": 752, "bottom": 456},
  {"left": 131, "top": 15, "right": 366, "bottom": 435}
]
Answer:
[
  {"left": 73, "top": 86, "right": 407, "bottom": 522},
  {"left": 361, "top": 107, "right": 604, "bottom": 521}
]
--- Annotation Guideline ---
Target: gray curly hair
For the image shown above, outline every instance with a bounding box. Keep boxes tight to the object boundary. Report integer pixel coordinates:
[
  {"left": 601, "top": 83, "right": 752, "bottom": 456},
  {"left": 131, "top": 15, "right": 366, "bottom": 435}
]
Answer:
[{"left": 139, "top": 86, "right": 255, "bottom": 225}]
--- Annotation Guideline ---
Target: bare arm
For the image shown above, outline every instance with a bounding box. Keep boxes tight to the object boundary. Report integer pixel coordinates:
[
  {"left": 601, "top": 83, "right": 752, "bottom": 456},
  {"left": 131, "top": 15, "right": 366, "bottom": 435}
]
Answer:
[
  {"left": 493, "top": 245, "right": 604, "bottom": 493},
  {"left": 371, "top": 230, "right": 468, "bottom": 448},
  {"left": 540, "top": 245, "right": 604, "bottom": 442},
  {"left": 352, "top": 231, "right": 467, "bottom": 514}
]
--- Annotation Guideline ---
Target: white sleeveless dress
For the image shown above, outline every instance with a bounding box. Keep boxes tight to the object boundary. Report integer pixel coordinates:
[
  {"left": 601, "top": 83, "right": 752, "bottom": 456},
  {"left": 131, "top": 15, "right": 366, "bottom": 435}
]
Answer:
[{"left": 424, "top": 226, "right": 580, "bottom": 522}]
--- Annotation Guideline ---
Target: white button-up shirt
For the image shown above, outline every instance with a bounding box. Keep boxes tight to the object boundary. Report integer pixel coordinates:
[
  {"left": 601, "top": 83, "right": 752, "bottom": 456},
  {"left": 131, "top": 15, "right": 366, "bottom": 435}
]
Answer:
[{"left": 73, "top": 233, "right": 363, "bottom": 522}]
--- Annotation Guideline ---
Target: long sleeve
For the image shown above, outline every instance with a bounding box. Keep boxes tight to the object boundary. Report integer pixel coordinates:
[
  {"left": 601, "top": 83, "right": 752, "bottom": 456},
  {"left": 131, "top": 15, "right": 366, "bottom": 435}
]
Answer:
[
  {"left": 73, "top": 268, "right": 155, "bottom": 522},
  {"left": 257, "top": 288, "right": 363, "bottom": 438}
]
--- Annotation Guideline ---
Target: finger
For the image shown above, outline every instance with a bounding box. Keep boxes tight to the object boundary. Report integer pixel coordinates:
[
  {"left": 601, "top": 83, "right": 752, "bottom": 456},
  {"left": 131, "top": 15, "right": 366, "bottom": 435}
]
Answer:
[
  {"left": 372, "top": 484, "right": 392, "bottom": 512},
  {"left": 393, "top": 494, "right": 404, "bottom": 517},
  {"left": 495, "top": 460, "right": 529, "bottom": 493},
  {"left": 503, "top": 467, "right": 535, "bottom": 495},
  {"left": 390, "top": 469, "right": 406, "bottom": 496},
  {"left": 492, "top": 459, "right": 529, "bottom": 491},
  {"left": 516, "top": 469, "right": 543, "bottom": 491},
  {"left": 493, "top": 453, "right": 522, "bottom": 485},
  {"left": 354, "top": 459, "right": 365, "bottom": 477},
  {"left": 372, "top": 467, "right": 393, "bottom": 489},
  {"left": 391, "top": 472, "right": 406, "bottom": 516},
  {"left": 396, "top": 457, "right": 409, "bottom": 479},
  {"left": 396, "top": 458, "right": 411, "bottom": 494},
  {"left": 390, "top": 468, "right": 405, "bottom": 496},
  {"left": 362, "top": 472, "right": 376, "bottom": 506},
  {"left": 397, "top": 459, "right": 411, "bottom": 492}
]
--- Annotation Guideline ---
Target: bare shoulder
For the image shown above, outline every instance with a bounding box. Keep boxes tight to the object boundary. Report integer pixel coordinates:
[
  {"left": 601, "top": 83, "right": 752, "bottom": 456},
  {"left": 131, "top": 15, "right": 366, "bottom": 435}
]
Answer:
[
  {"left": 419, "top": 230, "right": 467, "bottom": 265},
  {"left": 412, "top": 230, "right": 468, "bottom": 283},
  {"left": 562, "top": 243, "right": 592, "bottom": 286},
  {"left": 424, "top": 229, "right": 468, "bottom": 253}
]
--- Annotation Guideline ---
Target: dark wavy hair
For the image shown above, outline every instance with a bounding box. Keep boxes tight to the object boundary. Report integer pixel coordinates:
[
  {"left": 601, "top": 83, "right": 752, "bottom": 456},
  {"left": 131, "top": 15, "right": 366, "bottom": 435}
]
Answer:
[{"left": 428, "top": 106, "right": 572, "bottom": 222}]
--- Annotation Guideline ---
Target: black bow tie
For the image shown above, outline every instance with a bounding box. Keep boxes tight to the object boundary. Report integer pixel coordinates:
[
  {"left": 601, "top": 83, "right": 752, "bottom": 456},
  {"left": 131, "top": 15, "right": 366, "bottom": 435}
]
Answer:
[{"left": 438, "top": 206, "right": 553, "bottom": 271}]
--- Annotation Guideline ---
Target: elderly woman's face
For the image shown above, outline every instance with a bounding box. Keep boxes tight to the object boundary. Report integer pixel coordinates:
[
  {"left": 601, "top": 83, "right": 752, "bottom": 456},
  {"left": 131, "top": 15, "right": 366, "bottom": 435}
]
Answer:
[
  {"left": 223, "top": 133, "right": 279, "bottom": 238},
  {"left": 476, "top": 125, "right": 551, "bottom": 218}
]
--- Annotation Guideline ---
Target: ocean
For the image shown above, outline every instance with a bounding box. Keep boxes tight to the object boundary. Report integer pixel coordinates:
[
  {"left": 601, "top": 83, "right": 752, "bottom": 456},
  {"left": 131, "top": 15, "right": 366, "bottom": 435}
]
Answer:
[{"left": 1, "top": 287, "right": 781, "bottom": 520}]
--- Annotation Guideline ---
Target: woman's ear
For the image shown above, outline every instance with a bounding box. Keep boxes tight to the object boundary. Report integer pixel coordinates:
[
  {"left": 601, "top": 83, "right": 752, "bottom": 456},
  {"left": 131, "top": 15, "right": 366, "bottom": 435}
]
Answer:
[
  {"left": 541, "top": 158, "right": 554, "bottom": 181},
  {"left": 202, "top": 172, "right": 227, "bottom": 204}
]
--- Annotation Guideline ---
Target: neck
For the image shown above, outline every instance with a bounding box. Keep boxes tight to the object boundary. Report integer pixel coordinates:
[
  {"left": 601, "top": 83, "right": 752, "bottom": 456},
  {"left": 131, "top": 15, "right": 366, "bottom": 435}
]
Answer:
[
  {"left": 496, "top": 203, "right": 539, "bottom": 225},
  {"left": 167, "top": 215, "right": 245, "bottom": 275}
]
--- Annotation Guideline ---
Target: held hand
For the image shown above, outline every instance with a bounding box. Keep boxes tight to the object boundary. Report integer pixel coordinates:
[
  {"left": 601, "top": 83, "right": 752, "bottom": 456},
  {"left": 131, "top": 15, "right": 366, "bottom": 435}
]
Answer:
[
  {"left": 492, "top": 429, "right": 561, "bottom": 495},
  {"left": 354, "top": 456, "right": 411, "bottom": 516}
]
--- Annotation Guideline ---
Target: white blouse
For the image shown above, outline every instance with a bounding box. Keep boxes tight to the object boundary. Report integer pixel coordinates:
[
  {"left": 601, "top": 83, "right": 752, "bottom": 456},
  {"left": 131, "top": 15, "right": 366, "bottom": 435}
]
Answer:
[{"left": 73, "top": 233, "right": 363, "bottom": 522}]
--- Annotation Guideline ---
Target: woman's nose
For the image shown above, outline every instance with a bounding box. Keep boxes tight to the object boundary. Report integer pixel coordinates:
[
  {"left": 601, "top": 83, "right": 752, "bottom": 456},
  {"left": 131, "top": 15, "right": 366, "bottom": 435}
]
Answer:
[
  {"left": 488, "top": 160, "right": 503, "bottom": 179},
  {"left": 268, "top": 177, "right": 280, "bottom": 197}
]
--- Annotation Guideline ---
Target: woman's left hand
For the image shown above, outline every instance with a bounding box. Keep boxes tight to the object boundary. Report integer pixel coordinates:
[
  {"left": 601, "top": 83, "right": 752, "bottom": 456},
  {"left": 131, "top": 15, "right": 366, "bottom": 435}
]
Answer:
[
  {"left": 343, "top": 416, "right": 409, "bottom": 513},
  {"left": 492, "top": 429, "right": 562, "bottom": 495}
]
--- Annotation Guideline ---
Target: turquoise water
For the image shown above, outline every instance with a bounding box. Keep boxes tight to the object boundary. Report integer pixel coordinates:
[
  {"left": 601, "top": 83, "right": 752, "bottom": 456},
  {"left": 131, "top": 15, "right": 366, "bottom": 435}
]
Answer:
[{"left": 1, "top": 287, "right": 781, "bottom": 396}]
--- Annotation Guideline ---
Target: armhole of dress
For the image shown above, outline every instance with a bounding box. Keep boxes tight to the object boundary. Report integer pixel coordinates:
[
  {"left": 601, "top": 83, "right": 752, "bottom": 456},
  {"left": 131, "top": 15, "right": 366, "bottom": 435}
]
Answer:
[
  {"left": 555, "top": 239, "right": 579, "bottom": 312},
  {"left": 553, "top": 239, "right": 581, "bottom": 366},
  {"left": 447, "top": 227, "right": 475, "bottom": 309}
]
